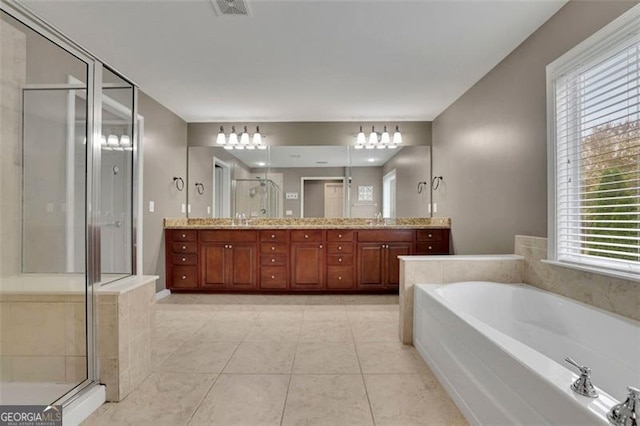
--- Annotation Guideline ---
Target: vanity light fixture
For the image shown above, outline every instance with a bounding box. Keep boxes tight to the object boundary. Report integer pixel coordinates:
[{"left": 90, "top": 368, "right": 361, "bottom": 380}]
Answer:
[
  {"left": 355, "top": 125, "right": 402, "bottom": 150},
  {"left": 216, "top": 125, "right": 267, "bottom": 150}
]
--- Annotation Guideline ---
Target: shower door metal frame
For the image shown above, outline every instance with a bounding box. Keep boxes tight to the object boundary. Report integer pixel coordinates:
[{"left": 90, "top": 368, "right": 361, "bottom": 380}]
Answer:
[{"left": 1, "top": 0, "right": 139, "bottom": 408}]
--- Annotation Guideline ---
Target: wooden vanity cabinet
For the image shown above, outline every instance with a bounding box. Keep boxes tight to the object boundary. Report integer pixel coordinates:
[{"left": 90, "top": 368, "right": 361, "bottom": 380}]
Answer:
[
  {"left": 356, "top": 230, "right": 414, "bottom": 290},
  {"left": 290, "top": 230, "right": 325, "bottom": 290},
  {"left": 200, "top": 230, "right": 258, "bottom": 291},
  {"left": 166, "top": 227, "right": 448, "bottom": 292}
]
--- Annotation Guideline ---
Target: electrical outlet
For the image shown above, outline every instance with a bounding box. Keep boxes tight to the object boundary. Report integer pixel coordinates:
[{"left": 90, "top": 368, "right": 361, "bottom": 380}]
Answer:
[
  {"left": 181, "top": 203, "right": 186, "bottom": 213},
  {"left": 207, "top": 206, "right": 211, "bottom": 214},
  {"left": 433, "top": 203, "right": 437, "bottom": 213},
  {"left": 285, "top": 210, "right": 293, "bottom": 216},
  {"left": 286, "top": 192, "right": 298, "bottom": 200},
  {"left": 149, "top": 201, "right": 155, "bottom": 212}
]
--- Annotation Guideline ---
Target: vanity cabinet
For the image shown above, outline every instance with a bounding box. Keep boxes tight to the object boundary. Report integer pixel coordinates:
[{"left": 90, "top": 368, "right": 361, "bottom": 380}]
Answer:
[
  {"left": 165, "top": 227, "right": 449, "bottom": 292},
  {"left": 290, "top": 230, "right": 325, "bottom": 290},
  {"left": 356, "top": 230, "right": 414, "bottom": 290}
]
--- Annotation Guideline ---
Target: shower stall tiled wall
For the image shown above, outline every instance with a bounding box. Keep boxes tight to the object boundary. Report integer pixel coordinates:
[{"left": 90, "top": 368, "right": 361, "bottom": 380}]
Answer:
[{"left": 0, "top": 0, "right": 138, "bottom": 409}]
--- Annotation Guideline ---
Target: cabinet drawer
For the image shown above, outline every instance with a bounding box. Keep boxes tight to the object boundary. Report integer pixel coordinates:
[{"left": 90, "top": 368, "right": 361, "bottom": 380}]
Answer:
[
  {"left": 416, "top": 241, "right": 449, "bottom": 255},
  {"left": 416, "top": 229, "right": 447, "bottom": 242},
  {"left": 260, "top": 266, "right": 287, "bottom": 289},
  {"left": 290, "top": 230, "right": 323, "bottom": 242},
  {"left": 261, "top": 254, "right": 287, "bottom": 266},
  {"left": 327, "top": 230, "right": 354, "bottom": 241},
  {"left": 171, "top": 266, "right": 198, "bottom": 288},
  {"left": 357, "top": 229, "right": 414, "bottom": 242},
  {"left": 200, "top": 230, "right": 257, "bottom": 242},
  {"left": 171, "top": 242, "right": 197, "bottom": 254},
  {"left": 172, "top": 230, "right": 197, "bottom": 242},
  {"left": 327, "top": 243, "right": 353, "bottom": 254},
  {"left": 260, "top": 242, "right": 287, "bottom": 254},
  {"left": 326, "top": 266, "right": 354, "bottom": 289},
  {"left": 260, "top": 230, "right": 287, "bottom": 242},
  {"left": 327, "top": 254, "right": 353, "bottom": 266},
  {"left": 171, "top": 253, "right": 197, "bottom": 266}
]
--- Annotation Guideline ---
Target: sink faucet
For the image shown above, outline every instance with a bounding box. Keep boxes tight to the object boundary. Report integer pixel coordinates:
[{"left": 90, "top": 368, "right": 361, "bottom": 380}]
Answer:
[
  {"left": 565, "top": 357, "right": 598, "bottom": 398},
  {"left": 608, "top": 386, "right": 639, "bottom": 426}
]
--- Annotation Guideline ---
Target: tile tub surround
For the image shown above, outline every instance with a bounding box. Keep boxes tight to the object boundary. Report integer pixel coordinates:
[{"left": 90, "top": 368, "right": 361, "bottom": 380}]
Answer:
[
  {"left": 515, "top": 235, "right": 640, "bottom": 322},
  {"left": 164, "top": 216, "right": 451, "bottom": 229},
  {"left": 398, "top": 255, "right": 524, "bottom": 344},
  {"left": 82, "top": 294, "right": 467, "bottom": 426}
]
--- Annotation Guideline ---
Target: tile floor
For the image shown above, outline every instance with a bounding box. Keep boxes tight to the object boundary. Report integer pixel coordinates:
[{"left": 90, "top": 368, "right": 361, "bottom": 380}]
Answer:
[{"left": 83, "top": 294, "right": 467, "bottom": 426}]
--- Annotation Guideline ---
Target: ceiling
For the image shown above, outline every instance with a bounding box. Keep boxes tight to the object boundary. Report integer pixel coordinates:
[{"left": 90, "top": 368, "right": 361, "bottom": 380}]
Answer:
[
  {"left": 227, "top": 145, "right": 399, "bottom": 168},
  {"left": 22, "top": 0, "right": 566, "bottom": 123}
]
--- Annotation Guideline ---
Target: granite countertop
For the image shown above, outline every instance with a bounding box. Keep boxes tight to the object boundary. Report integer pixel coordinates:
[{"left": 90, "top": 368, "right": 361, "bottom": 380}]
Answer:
[{"left": 164, "top": 217, "right": 451, "bottom": 229}]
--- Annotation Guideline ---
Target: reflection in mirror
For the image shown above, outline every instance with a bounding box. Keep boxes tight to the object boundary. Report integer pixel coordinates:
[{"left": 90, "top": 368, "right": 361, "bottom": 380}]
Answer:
[
  {"left": 187, "top": 146, "right": 269, "bottom": 218},
  {"left": 187, "top": 144, "right": 432, "bottom": 219}
]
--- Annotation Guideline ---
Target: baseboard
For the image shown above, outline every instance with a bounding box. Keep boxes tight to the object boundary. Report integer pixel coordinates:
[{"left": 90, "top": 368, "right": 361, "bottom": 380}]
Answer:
[{"left": 155, "top": 289, "right": 171, "bottom": 300}]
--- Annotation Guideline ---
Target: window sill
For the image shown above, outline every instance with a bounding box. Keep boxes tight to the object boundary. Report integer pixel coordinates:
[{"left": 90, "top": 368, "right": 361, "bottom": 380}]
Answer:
[{"left": 541, "top": 260, "right": 640, "bottom": 283}]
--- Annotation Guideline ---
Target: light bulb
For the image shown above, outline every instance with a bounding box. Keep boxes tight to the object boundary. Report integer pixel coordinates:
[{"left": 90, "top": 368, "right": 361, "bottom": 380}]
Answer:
[
  {"left": 101, "top": 135, "right": 111, "bottom": 150},
  {"left": 216, "top": 126, "right": 226, "bottom": 145},
  {"left": 356, "top": 126, "right": 366, "bottom": 145},
  {"left": 368, "top": 126, "right": 378, "bottom": 146},
  {"left": 253, "top": 126, "right": 262, "bottom": 146},
  {"left": 393, "top": 126, "right": 402, "bottom": 144},
  {"left": 380, "top": 126, "right": 390, "bottom": 145},
  {"left": 257, "top": 144, "right": 267, "bottom": 150},
  {"left": 354, "top": 144, "right": 363, "bottom": 150},
  {"left": 107, "top": 134, "right": 119, "bottom": 147},
  {"left": 240, "top": 126, "right": 250, "bottom": 146},
  {"left": 228, "top": 126, "right": 238, "bottom": 145},
  {"left": 120, "top": 135, "right": 131, "bottom": 146}
]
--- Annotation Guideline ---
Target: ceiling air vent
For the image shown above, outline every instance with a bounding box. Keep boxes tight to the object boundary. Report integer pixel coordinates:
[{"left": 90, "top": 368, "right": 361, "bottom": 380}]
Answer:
[{"left": 210, "top": 0, "right": 250, "bottom": 16}]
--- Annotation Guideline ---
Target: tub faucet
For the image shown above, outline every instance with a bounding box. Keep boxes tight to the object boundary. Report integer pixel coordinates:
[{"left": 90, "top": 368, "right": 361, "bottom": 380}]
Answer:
[
  {"left": 608, "top": 386, "right": 639, "bottom": 426},
  {"left": 565, "top": 357, "right": 598, "bottom": 398}
]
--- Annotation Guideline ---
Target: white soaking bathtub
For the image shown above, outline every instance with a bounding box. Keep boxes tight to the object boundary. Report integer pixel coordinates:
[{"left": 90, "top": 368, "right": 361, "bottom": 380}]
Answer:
[{"left": 413, "top": 281, "right": 640, "bottom": 426}]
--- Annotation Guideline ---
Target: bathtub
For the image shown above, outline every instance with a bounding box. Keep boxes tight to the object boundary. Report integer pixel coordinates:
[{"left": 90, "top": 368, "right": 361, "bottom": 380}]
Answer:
[{"left": 413, "top": 281, "right": 640, "bottom": 426}]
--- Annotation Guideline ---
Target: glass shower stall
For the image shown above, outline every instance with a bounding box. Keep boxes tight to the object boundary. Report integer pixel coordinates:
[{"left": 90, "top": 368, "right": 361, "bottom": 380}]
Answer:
[{"left": 0, "top": 0, "right": 138, "bottom": 413}]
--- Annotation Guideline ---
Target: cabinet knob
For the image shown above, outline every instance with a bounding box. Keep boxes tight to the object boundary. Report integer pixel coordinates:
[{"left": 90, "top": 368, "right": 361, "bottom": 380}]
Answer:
[
  {"left": 181, "top": 233, "right": 186, "bottom": 238},
  {"left": 319, "top": 245, "right": 322, "bottom": 249},
  {"left": 271, "top": 275, "right": 275, "bottom": 279},
  {"left": 305, "top": 234, "right": 309, "bottom": 239},
  {"left": 428, "top": 246, "right": 433, "bottom": 250},
  {"left": 338, "top": 258, "right": 342, "bottom": 262},
  {"left": 182, "top": 257, "right": 186, "bottom": 262},
  {"left": 428, "top": 233, "right": 433, "bottom": 238},
  {"left": 182, "top": 245, "right": 187, "bottom": 250},
  {"left": 338, "top": 246, "right": 342, "bottom": 250},
  {"left": 381, "top": 244, "right": 385, "bottom": 248},
  {"left": 181, "top": 275, "right": 187, "bottom": 280},
  {"left": 271, "top": 246, "right": 275, "bottom": 251},
  {"left": 224, "top": 245, "right": 228, "bottom": 248},
  {"left": 271, "top": 234, "right": 275, "bottom": 239},
  {"left": 338, "top": 234, "right": 342, "bottom": 238},
  {"left": 271, "top": 258, "right": 275, "bottom": 263},
  {"left": 338, "top": 276, "right": 342, "bottom": 280},
  {"left": 228, "top": 244, "right": 232, "bottom": 249}
]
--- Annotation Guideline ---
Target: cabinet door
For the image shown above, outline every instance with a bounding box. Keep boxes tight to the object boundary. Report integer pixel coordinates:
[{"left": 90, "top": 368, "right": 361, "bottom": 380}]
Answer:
[
  {"left": 227, "top": 243, "right": 257, "bottom": 290},
  {"left": 201, "top": 244, "right": 227, "bottom": 289},
  {"left": 291, "top": 243, "right": 324, "bottom": 289},
  {"left": 385, "top": 242, "right": 412, "bottom": 289},
  {"left": 357, "top": 243, "right": 385, "bottom": 289}
]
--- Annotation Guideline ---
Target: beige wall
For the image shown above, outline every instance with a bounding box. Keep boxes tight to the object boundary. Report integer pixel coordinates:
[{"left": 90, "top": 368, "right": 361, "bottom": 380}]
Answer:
[
  {"left": 140, "top": 92, "right": 188, "bottom": 292},
  {"left": 431, "top": 0, "right": 636, "bottom": 254},
  {"left": 188, "top": 121, "right": 431, "bottom": 147},
  {"left": 382, "top": 146, "right": 431, "bottom": 218}
]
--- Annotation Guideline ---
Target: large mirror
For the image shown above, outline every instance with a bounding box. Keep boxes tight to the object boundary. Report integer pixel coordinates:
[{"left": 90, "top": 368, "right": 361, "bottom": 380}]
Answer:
[{"left": 187, "top": 144, "right": 431, "bottom": 219}]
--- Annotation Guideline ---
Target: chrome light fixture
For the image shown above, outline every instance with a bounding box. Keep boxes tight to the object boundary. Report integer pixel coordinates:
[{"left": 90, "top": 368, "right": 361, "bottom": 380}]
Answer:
[
  {"left": 101, "top": 133, "right": 133, "bottom": 151},
  {"left": 355, "top": 125, "right": 402, "bottom": 150},
  {"left": 216, "top": 125, "right": 266, "bottom": 150}
]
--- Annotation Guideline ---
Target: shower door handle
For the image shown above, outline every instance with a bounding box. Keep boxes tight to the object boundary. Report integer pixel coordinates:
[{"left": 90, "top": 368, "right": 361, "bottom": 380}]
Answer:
[{"left": 103, "top": 221, "right": 122, "bottom": 228}]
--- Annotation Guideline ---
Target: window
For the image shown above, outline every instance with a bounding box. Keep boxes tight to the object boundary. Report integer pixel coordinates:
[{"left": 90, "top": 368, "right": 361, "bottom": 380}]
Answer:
[{"left": 547, "top": 6, "right": 640, "bottom": 279}]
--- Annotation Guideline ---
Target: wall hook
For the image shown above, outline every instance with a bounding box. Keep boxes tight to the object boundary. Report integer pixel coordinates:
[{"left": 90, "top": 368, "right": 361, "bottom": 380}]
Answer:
[
  {"left": 195, "top": 182, "right": 204, "bottom": 195},
  {"left": 417, "top": 181, "right": 428, "bottom": 194},
  {"left": 173, "top": 177, "right": 185, "bottom": 191},
  {"left": 431, "top": 176, "right": 443, "bottom": 191}
]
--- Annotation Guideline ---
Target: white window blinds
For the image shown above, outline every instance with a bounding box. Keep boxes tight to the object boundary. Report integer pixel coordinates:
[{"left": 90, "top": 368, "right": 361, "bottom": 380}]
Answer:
[{"left": 552, "top": 29, "right": 640, "bottom": 276}]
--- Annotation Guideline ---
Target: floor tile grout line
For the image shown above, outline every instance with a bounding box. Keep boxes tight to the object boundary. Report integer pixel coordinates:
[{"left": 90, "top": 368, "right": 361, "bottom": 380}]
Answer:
[
  {"left": 348, "top": 303, "right": 378, "bottom": 426},
  {"left": 279, "top": 325, "right": 301, "bottom": 426}
]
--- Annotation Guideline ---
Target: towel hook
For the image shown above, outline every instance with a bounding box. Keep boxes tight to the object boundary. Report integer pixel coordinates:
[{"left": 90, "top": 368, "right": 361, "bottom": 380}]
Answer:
[
  {"left": 173, "top": 177, "right": 185, "bottom": 191},
  {"left": 431, "top": 176, "right": 443, "bottom": 191},
  {"left": 195, "top": 182, "right": 204, "bottom": 195},
  {"left": 417, "top": 181, "right": 427, "bottom": 194}
]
